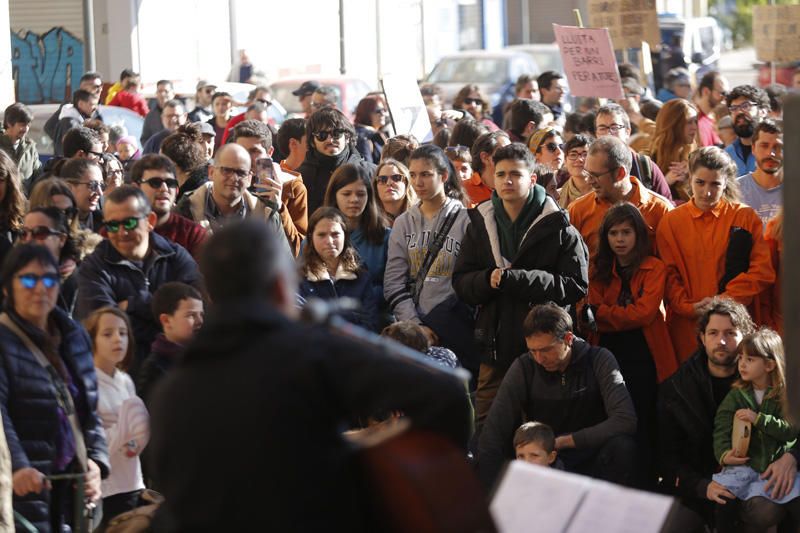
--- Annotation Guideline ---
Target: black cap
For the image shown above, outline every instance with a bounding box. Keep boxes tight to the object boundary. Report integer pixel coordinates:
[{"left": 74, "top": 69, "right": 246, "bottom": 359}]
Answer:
[{"left": 292, "top": 80, "right": 321, "bottom": 97}]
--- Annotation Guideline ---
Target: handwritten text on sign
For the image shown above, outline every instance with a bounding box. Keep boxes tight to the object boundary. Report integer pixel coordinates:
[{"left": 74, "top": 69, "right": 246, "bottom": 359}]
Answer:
[{"left": 553, "top": 24, "right": 624, "bottom": 99}]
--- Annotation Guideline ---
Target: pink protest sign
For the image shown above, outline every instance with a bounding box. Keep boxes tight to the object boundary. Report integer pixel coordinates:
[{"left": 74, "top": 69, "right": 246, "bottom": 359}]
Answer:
[{"left": 553, "top": 24, "right": 624, "bottom": 99}]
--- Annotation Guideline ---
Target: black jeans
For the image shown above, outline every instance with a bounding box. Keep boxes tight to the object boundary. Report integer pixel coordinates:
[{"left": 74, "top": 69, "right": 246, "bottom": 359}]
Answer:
[{"left": 558, "top": 434, "right": 638, "bottom": 487}]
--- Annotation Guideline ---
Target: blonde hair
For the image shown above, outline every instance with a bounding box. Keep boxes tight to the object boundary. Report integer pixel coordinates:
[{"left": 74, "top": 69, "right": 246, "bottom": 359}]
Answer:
[
  {"left": 733, "top": 328, "right": 786, "bottom": 409},
  {"left": 84, "top": 306, "right": 135, "bottom": 372}
]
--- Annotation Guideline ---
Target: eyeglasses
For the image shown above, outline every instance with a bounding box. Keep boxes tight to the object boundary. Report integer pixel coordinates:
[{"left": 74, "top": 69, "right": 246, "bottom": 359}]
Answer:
[
  {"left": 567, "top": 151, "right": 588, "bottom": 161},
  {"left": 729, "top": 101, "right": 757, "bottom": 114},
  {"left": 255, "top": 98, "right": 273, "bottom": 107},
  {"left": 544, "top": 142, "right": 565, "bottom": 153},
  {"left": 312, "top": 129, "right": 348, "bottom": 142},
  {"left": 17, "top": 273, "right": 59, "bottom": 289},
  {"left": 584, "top": 168, "right": 614, "bottom": 180},
  {"left": 107, "top": 168, "right": 124, "bottom": 177},
  {"left": 86, "top": 150, "right": 104, "bottom": 160},
  {"left": 463, "top": 97, "right": 482, "bottom": 106},
  {"left": 104, "top": 216, "right": 144, "bottom": 233},
  {"left": 141, "top": 176, "right": 179, "bottom": 189},
  {"left": 377, "top": 174, "right": 403, "bottom": 185},
  {"left": 75, "top": 180, "right": 103, "bottom": 193},
  {"left": 445, "top": 145, "right": 469, "bottom": 153},
  {"left": 374, "top": 107, "right": 388, "bottom": 115},
  {"left": 217, "top": 166, "right": 251, "bottom": 180},
  {"left": 20, "top": 226, "right": 63, "bottom": 241},
  {"left": 596, "top": 124, "right": 625, "bottom": 134}
]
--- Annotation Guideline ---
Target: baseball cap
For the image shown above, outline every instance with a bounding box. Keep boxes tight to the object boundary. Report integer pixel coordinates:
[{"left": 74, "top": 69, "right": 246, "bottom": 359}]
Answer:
[
  {"left": 196, "top": 121, "right": 216, "bottom": 136},
  {"left": 196, "top": 80, "right": 217, "bottom": 92},
  {"left": 292, "top": 80, "right": 321, "bottom": 97}
]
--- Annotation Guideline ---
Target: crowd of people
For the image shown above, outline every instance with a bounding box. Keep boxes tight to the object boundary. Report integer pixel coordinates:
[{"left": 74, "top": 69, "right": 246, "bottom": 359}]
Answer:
[{"left": 0, "top": 60, "right": 791, "bottom": 531}]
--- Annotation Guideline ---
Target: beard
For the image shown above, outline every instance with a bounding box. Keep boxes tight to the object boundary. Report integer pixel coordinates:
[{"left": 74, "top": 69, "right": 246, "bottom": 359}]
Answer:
[
  {"left": 758, "top": 158, "right": 782, "bottom": 174},
  {"left": 733, "top": 118, "right": 755, "bottom": 139}
]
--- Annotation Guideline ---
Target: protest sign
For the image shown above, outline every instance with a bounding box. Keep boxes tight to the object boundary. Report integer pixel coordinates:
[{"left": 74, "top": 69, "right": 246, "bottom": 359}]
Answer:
[
  {"left": 587, "top": 0, "right": 660, "bottom": 50},
  {"left": 553, "top": 24, "right": 624, "bottom": 99},
  {"left": 753, "top": 5, "right": 800, "bottom": 63},
  {"left": 381, "top": 73, "right": 433, "bottom": 143}
]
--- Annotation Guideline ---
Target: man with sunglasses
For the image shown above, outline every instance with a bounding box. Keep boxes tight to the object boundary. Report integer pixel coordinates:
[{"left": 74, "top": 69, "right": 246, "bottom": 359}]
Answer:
[
  {"left": 568, "top": 136, "right": 672, "bottom": 260},
  {"left": 219, "top": 85, "right": 272, "bottom": 145},
  {"left": 75, "top": 186, "right": 202, "bottom": 367},
  {"left": 694, "top": 72, "right": 730, "bottom": 147},
  {"left": 177, "top": 143, "right": 290, "bottom": 255},
  {"left": 131, "top": 154, "right": 207, "bottom": 260},
  {"left": 724, "top": 85, "right": 770, "bottom": 177},
  {"left": 61, "top": 158, "right": 105, "bottom": 232},
  {"left": 477, "top": 303, "right": 636, "bottom": 489}
]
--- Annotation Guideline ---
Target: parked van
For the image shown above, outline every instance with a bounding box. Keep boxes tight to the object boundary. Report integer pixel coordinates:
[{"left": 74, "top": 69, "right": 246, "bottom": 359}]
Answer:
[{"left": 655, "top": 15, "right": 723, "bottom": 87}]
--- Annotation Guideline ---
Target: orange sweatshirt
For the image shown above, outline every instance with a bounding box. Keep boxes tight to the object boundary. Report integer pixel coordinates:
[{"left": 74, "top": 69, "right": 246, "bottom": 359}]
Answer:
[
  {"left": 463, "top": 171, "right": 492, "bottom": 208},
  {"left": 760, "top": 217, "right": 782, "bottom": 335},
  {"left": 656, "top": 199, "right": 775, "bottom": 361},
  {"left": 588, "top": 256, "right": 679, "bottom": 383},
  {"left": 568, "top": 176, "right": 672, "bottom": 260}
]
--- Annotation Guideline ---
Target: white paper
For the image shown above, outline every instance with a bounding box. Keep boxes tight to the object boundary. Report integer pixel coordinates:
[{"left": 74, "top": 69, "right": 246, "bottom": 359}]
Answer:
[{"left": 566, "top": 479, "right": 673, "bottom": 533}]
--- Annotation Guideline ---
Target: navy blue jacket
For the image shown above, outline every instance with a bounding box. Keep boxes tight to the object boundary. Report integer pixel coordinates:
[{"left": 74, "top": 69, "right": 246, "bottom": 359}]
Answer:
[
  {"left": 299, "top": 264, "right": 378, "bottom": 331},
  {"left": 0, "top": 308, "right": 109, "bottom": 532},
  {"left": 75, "top": 232, "right": 202, "bottom": 363}
]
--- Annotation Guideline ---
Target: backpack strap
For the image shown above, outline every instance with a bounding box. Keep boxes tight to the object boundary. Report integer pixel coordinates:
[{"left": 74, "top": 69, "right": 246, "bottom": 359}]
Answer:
[{"left": 638, "top": 154, "right": 653, "bottom": 190}]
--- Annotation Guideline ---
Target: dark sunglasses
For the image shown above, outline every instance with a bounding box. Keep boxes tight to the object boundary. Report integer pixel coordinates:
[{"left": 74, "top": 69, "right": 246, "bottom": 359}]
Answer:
[
  {"left": 312, "top": 129, "right": 348, "bottom": 142},
  {"left": 141, "top": 176, "right": 179, "bottom": 189},
  {"left": 256, "top": 98, "right": 273, "bottom": 107},
  {"left": 104, "top": 216, "right": 144, "bottom": 233},
  {"left": 544, "top": 142, "right": 565, "bottom": 153},
  {"left": 18, "top": 273, "right": 59, "bottom": 289},
  {"left": 463, "top": 97, "right": 483, "bottom": 105},
  {"left": 20, "top": 226, "right": 63, "bottom": 241},
  {"left": 377, "top": 174, "right": 403, "bottom": 185},
  {"left": 374, "top": 107, "right": 388, "bottom": 115},
  {"left": 77, "top": 180, "right": 104, "bottom": 193}
]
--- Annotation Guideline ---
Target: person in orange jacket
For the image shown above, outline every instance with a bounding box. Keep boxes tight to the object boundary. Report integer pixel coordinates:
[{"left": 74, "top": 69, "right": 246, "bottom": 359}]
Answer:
[
  {"left": 569, "top": 136, "right": 672, "bottom": 260},
  {"left": 761, "top": 209, "right": 783, "bottom": 335},
  {"left": 586, "top": 202, "right": 678, "bottom": 487},
  {"left": 463, "top": 131, "right": 510, "bottom": 207},
  {"left": 656, "top": 146, "right": 775, "bottom": 362}
]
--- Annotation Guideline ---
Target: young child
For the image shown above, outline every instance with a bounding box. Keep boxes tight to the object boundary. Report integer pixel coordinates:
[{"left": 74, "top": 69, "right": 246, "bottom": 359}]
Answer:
[
  {"left": 445, "top": 145, "right": 473, "bottom": 183},
  {"left": 85, "top": 306, "right": 149, "bottom": 526},
  {"left": 380, "top": 321, "right": 459, "bottom": 369},
  {"left": 107, "top": 72, "right": 149, "bottom": 117},
  {"left": 712, "top": 329, "right": 800, "bottom": 515},
  {"left": 513, "top": 422, "right": 557, "bottom": 467},
  {"left": 136, "top": 282, "right": 204, "bottom": 406},
  {"left": 587, "top": 203, "right": 678, "bottom": 485}
]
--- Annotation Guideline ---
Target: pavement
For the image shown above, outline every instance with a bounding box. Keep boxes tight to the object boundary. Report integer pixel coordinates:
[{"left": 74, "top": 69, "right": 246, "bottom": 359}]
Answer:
[{"left": 719, "top": 47, "right": 758, "bottom": 87}]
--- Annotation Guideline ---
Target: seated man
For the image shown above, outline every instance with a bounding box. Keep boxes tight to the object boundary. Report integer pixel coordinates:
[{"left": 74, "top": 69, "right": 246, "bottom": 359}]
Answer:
[
  {"left": 659, "top": 297, "right": 797, "bottom": 530},
  {"left": 478, "top": 303, "right": 637, "bottom": 488},
  {"left": 75, "top": 186, "right": 202, "bottom": 366}
]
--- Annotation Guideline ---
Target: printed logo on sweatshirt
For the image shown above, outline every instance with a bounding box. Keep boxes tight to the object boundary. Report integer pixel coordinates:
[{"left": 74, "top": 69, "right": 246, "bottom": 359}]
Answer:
[{"left": 404, "top": 229, "right": 462, "bottom": 279}]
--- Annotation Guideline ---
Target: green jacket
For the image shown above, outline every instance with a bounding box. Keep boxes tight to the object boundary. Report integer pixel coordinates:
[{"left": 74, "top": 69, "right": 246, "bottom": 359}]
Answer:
[
  {"left": 713, "top": 386, "right": 797, "bottom": 473},
  {"left": 0, "top": 133, "right": 41, "bottom": 185}
]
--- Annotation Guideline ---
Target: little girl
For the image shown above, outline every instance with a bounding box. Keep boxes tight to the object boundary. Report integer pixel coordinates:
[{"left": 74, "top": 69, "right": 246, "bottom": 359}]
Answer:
[
  {"left": 587, "top": 203, "right": 679, "bottom": 484},
  {"left": 85, "top": 307, "right": 149, "bottom": 526},
  {"left": 299, "top": 207, "right": 379, "bottom": 331},
  {"left": 712, "top": 328, "right": 799, "bottom": 523}
]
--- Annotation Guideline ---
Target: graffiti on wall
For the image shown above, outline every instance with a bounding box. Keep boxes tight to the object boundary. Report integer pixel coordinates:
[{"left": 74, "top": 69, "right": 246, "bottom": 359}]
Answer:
[{"left": 10, "top": 27, "right": 84, "bottom": 104}]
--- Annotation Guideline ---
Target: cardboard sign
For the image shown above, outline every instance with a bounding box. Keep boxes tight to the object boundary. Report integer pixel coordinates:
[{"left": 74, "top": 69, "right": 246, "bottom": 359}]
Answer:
[
  {"left": 753, "top": 5, "right": 800, "bottom": 63},
  {"left": 587, "top": 0, "right": 660, "bottom": 50},
  {"left": 381, "top": 73, "right": 433, "bottom": 143},
  {"left": 553, "top": 24, "right": 624, "bottom": 99}
]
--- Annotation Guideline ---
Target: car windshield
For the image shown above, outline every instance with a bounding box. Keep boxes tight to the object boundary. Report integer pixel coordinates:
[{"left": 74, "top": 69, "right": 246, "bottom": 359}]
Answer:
[
  {"left": 660, "top": 27, "right": 681, "bottom": 47},
  {"left": 528, "top": 50, "right": 562, "bottom": 73},
  {"left": 427, "top": 57, "right": 508, "bottom": 84}
]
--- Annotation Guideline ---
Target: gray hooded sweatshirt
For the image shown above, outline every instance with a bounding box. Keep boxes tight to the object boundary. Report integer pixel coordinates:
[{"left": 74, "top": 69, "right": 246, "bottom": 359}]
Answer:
[{"left": 384, "top": 197, "right": 470, "bottom": 323}]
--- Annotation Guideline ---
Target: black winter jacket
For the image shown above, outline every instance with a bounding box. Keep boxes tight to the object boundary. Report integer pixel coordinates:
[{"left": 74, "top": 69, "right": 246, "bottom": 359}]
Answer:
[
  {"left": 0, "top": 308, "right": 109, "bottom": 532},
  {"left": 74, "top": 233, "right": 202, "bottom": 364},
  {"left": 297, "top": 146, "right": 375, "bottom": 216},
  {"left": 452, "top": 196, "right": 589, "bottom": 371}
]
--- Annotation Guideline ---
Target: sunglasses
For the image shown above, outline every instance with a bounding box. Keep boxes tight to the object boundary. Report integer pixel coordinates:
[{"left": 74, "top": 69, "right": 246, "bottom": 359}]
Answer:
[
  {"left": 141, "top": 176, "right": 179, "bottom": 189},
  {"left": 544, "top": 142, "right": 565, "bottom": 153},
  {"left": 463, "top": 97, "right": 482, "bottom": 106},
  {"left": 256, "top": 98, "right": 273, "bottom": 107},
  {"left": 104, "top": 216, "right": 144, "bottom": 233},
  {"left": 76, "top": 180, "right": 103, "bottom": 193},
  {"left": 20, "top": 226, "right": 63, "bottom": 241},
  {"left": 312, "top": 129, "right": 348, "bottom": 142},
  {"left": 18, "top": 273, "right": 59, "bottom": 289},
  {"left": 374, "top": 107, "right": 388, "bottom": 115},
  {"left": 377, "top": 174, "right": 403, "bottom": 185}
]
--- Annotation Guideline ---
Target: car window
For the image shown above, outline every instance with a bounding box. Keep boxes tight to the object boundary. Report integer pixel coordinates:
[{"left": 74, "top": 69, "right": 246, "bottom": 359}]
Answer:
[
  {"left": 528, "top": 50, "right": 561, "bottom": 73},
  {"left": 428, "top": 57, "right": 510, "bottom": 84},
  {"left": 699, "top": 26, "right": 715, "bottom": 60}
]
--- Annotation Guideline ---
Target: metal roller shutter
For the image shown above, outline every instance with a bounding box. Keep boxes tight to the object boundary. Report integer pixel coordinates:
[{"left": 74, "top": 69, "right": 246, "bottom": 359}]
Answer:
[{"left": 9, "top": 0, "right": 84, "bottom": 37}]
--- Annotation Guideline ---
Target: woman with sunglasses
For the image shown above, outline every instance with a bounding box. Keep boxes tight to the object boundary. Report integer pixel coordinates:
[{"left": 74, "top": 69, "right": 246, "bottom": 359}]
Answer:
[
  {"left": 19, "top": 207, "right": 84, "bottom": 317},
  {"left": 354, "top": 96, "right": 389, "bottom": 164},
  {"left": 0, "top": 243, "right": 109, "bottom": 532},
  {"left": 323, "top": 164, "right": 391, "bottom": 323},
  {"left": 452, "top": 84, "right": 499, "bottom": 131},
  {"left": 645, "top": 99, "right": 699, "bottom": 203},
  {"left": 299, "top": 208, "right": 378, "bottom": 331},
  {"left": 528, "top": 127, "right": 566, "bottom": 173},
  {"left": 298, "top": 107, "right": 376, "bottom": 216},
  {"left": 373, "top": 158, "right": 417, "bottom": 227},
  {"left": 384, "top": 145, "right": 478, "bottom": 376},
  {"left": 0, "top": 151, "right": 27, "bottom": 279}
]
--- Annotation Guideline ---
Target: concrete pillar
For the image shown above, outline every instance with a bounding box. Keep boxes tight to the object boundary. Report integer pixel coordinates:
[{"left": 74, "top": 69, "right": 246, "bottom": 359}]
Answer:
[{"left": 0, "top": 0, "right": 14, "bottom": 103}]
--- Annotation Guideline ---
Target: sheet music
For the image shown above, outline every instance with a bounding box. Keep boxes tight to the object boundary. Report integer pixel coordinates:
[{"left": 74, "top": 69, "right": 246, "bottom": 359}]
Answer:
[{"left": 566, "top": 479, "right": 673, "bottom": 533}]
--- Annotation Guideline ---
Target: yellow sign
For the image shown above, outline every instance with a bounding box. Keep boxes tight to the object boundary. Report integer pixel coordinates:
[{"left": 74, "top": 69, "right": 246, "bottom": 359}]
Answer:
[
  {"left": 587, "top": 0, "right": 660, "bottom": 50},
  {"left": 753, "top": 5, "right": 800, "bottom": 63}
]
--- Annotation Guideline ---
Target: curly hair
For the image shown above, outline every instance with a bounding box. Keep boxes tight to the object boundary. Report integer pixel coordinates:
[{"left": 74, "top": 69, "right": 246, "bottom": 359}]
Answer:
[
  {"left": 161, "top": 132, "right": 205, "bottom": 173},
  {"left": 306, "top": 107, "right": 356, "bottom": 154},
  {"left": 725, "top": 84, "right": 770, "bottom": 111}
]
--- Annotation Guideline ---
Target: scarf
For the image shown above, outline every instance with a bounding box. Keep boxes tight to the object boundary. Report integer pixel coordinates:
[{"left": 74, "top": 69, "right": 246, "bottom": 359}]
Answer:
[
  {"left": 558, "top": 176, "right": 589, "bottom": 209},
  {"left": 491, "top": 184, "right": 547, "bottom": 261}
]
